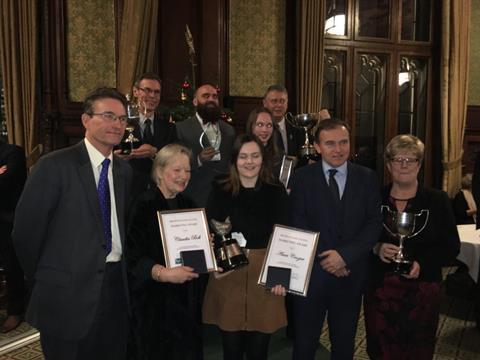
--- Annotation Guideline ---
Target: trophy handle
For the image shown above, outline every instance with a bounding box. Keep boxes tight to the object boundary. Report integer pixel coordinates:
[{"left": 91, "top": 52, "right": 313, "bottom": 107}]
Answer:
[
  {"left": 380, "top": 205, "right": 398, "bottom": 238},
  {"left": 199, "top": 131, "right": 211, "bottom": 148},
  {"left": 410, "top": 209, "right": 429, "bottom": 238},
  {"left": 285, "top": 112, "right": 293, "bottom": 123}
]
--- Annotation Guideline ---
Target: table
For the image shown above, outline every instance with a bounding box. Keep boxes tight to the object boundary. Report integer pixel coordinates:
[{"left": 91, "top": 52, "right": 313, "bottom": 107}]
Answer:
[{"left": 457, "top": 224, "right": 480, "bottom": 283}]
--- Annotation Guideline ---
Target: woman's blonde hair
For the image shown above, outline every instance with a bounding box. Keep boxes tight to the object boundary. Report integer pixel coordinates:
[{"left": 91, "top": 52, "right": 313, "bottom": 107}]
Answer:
[{"left": 151, "top": 143, "right": 192, "bottom": 185}]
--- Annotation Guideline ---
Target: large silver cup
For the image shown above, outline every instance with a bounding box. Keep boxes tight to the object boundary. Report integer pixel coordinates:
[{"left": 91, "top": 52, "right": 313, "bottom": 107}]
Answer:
[
  {"left": 381, "top": 206, "right": 429, "bottom": 274},
  {"left": 285, "top": 112, "right": 320, "bottom": 158}
]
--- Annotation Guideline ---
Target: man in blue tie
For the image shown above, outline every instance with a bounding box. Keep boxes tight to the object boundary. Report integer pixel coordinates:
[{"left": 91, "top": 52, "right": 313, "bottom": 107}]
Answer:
[
  {"left": 289, "top": 118, "right": 382, "bottom": 359},
  {"left": 13, "top": 87, "right": 132, "bottom": 359},
  {"left": 117, "top": 72, "right": 177, "bottom": 204}
]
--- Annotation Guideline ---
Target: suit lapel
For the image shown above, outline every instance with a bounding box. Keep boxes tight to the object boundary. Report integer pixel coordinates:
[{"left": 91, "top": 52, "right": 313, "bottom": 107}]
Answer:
[
  {"left": 113, "top": 157, "right": 126, "bottom": 244},
  {"left": 341, "top": 162, "right": 358, "bottom": 229},
  {"left": 75, "top": 142, "right": 105, "bottom": 242}
]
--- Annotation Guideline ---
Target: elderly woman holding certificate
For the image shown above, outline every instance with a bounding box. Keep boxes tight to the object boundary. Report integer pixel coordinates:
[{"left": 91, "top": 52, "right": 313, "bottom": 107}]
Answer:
[
  {"left": 364, "top": 135, "right": 460, "bottom": 360},
  {"left": 126, "top": 143, "right": 203, "bottom": 360},
  {"left": 203, "top": 134, "right": 289, "bottom": 360}
]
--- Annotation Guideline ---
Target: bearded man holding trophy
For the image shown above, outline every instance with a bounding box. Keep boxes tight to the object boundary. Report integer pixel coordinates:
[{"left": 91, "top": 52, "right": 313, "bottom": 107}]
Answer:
[{"left": 364, "top": 134, "right": 460, "bottom": 360}]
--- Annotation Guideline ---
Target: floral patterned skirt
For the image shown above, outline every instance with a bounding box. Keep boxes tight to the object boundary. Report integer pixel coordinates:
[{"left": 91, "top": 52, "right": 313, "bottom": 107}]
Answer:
[{"left": 363, "top": 274, "right": 441, "bottom": 360}]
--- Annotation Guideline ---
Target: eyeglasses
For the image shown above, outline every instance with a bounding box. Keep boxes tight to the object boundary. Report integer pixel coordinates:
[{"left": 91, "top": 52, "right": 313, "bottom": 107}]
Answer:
[
  {"left": 90, "top": 112, "right": 128, "bottom": 124},
  {"left": 390, "top": 157, "right": 419, "bottom": 166},
  {"left": 255, "top": 122, "right": 273, "bottom": 129},
  {"left": 138, "top": 87, "right": 161, "bottom": 96}
]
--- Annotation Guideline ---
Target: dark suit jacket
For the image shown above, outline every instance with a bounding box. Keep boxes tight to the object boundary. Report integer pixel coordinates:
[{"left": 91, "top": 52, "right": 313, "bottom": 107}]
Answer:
[
  {"left": 176, "top": 116, "right": 235, "bottom": 207},
  {"left": 0, "top": 141, "right": 27, "bottom": 219},
  {"left": 285, "top": 121, "right": 305, "bottom": 157},
  {"left": 289, "top": 160, "right": 382, "bottom": 293},
  {"left": 12, "top": 141, "right": 132, "bottom": 340},
  {"left": 128, "top": 113, "right": 177, "bottom": 200}
]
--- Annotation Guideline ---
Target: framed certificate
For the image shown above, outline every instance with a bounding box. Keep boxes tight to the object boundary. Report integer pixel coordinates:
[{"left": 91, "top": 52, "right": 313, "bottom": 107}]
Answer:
[
  {"left": 279, "top": 155, "right": 296, "bottom": 189},
  {"left": 258, "top": 224, "right": 319, "bottom": 296},
  {"left": 157, "top": 209, "right": 218, "bottom": 272}
]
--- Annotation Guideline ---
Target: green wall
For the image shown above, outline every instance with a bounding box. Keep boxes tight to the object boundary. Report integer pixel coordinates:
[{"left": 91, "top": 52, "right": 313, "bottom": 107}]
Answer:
[{"left": 469, "top": 0, "right": 480, "bottom": 105}]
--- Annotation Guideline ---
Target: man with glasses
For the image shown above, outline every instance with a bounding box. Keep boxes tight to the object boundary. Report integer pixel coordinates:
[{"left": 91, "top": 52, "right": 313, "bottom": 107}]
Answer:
[
  {"left": 118, "top": 72, "right": 177, "bottom": 202},
  {"left": 13, "top": 88, "right": 132, "bottom": 359},
  {"left": 263, "top": 84, "right": 303, "bottom": 157},
  {"left": 176, "top": 83, "right": 235, "bottom": 207}
]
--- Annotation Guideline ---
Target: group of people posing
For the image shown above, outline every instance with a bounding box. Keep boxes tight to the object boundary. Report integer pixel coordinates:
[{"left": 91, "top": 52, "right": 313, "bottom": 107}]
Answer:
[{"left": 9, "top": 72, "right": 460, "bottom": 360}]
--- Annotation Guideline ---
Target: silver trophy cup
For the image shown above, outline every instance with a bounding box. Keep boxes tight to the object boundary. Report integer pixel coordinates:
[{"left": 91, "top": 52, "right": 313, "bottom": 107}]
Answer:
[
  {"left": 381, "top": 206, "right": 429, "bottom": 274},
  {"left": 285, "top": 112, "right": 320, "bottom": 158}
]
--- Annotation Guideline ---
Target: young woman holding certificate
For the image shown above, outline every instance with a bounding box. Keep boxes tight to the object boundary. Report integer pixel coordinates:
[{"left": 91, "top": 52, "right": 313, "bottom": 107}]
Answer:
[
  {"left": 126, "top": 144, "right": 203, "bottom": 360},
  {"left": 203, "top": 134, "right": 289, "bottom": 360}
]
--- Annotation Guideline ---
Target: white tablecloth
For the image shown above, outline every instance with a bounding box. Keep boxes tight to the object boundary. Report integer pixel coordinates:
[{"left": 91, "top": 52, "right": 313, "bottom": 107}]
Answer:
[{"left": 457, "top": 224, "right": 480, "bottom": 282}]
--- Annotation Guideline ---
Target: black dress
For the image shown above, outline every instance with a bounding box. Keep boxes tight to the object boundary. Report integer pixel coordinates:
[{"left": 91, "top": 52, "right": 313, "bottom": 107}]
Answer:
[
  {"left": 364, "top": 185, "right": 460, "bottom": 360},
  {"left": 126, "top": 187, "right": 204, "bottom": 360}
]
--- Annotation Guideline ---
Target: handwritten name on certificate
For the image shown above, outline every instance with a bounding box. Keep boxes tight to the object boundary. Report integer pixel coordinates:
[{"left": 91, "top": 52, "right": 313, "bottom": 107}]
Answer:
[
  {"left": 259, "top": 225, "right": 319, "bottom": 296},
  {"left": 157, "top": 209, "right": 217, "bottom": 271}
]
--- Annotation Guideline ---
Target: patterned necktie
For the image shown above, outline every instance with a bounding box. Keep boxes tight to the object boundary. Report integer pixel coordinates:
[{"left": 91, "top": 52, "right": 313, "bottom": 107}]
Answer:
[
  {"left": 98, "top": 158, "right": 111, "bottom": 253},
  {"left": 328, "top": 169, "right": 341, "bottom": 204},
  {"left": 143, "top": 118, "right": 154, "bottom": 145}
]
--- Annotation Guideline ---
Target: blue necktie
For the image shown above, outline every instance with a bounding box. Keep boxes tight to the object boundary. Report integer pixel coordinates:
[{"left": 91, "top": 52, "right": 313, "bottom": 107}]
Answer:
[{"left": 98, "top": 158, "right": 111, "bottom": 253}]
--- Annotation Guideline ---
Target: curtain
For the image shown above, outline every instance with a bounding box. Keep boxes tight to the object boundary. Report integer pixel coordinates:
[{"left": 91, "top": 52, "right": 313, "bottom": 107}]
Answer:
[
  {"left": 441, "top": 0, "right": 471, "bottom": 197},
  {"left": 117, "top": 0, "right": 159, "bottom": 95},
  {"left": 296, "top": 0, "right": 325, "bottom": 113},
  {"left": 0, "top": 0, "right": 38, "bottom": 160}
]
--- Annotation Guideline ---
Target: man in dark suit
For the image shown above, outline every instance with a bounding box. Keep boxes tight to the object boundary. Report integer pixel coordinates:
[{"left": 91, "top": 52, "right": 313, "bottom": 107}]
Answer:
[
  {"left": 0, "top": 140, "right": 27, "bottom": 332},
  {"left": 289, "top": 119, "right": 382, "bottom": 359},
  {"left": 117, "top": 72, "right": 177, "bottom": 203},
  {"left": 13, "top": 88, "right": 132, "bottom": 359},
  {"left": 262, "top": 84, "right": 304, "bottom": 157},
  {"left": 176, "top": 83, "right": 235, "bottom": 207}
]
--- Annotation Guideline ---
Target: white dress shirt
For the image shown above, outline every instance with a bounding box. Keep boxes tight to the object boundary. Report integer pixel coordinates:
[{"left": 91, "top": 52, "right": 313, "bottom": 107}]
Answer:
[{"left": 84, "top": 138, "right": 122, "bottom": 262}]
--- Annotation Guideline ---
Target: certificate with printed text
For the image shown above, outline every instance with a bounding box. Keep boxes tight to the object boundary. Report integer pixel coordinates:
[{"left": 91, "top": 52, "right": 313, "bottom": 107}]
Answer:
[
  {"left": 258, "top": 224, "right": 319, "bottom": 296},
  {"left": 157, "top": 209, "right": 217, "bottom": 271}
]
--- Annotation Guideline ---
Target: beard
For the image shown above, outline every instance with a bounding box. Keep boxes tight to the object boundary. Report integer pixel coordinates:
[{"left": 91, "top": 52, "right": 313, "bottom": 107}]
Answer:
[{"left": 197, "top": 102, "right": 221, "bottom": 124}]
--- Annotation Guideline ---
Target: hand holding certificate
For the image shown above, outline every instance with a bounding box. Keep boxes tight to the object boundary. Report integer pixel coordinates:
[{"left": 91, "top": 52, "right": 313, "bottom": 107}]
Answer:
[
  {"left": 157, "top": 209, "right": 217, "bottom": 273},
  {"left": 258, "top": 225, "right": 319, "bottom": 296}
]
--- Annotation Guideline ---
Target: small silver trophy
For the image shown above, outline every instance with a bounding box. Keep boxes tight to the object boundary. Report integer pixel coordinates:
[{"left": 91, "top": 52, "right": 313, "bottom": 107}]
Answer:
[
  {"left": 381, "top": 206, "right": 429, "bottom": 274},
  {"left": 120, "top": 94, "right": 140, "bottom": 155},
  {"left": 285, "top": 112, "right": 320, "bottom": 158},
  {"left": 210, "top": 217, "right": 248, "bottom": 272}
]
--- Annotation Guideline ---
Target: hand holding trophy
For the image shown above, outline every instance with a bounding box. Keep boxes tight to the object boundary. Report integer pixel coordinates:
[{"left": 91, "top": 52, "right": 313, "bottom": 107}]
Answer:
[
  {"left": 210, "top": 217, "right": 249, "bottom": 272},
  {"left": 381, "top": 206, "right": 429, "bottom": 274},
  {"left": 120, "top": 94, "right": 141, "bottom": 155}
]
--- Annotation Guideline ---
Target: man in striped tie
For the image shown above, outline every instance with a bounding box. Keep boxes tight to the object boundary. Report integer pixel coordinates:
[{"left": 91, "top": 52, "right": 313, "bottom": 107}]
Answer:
[{"left": 13, "top": 87, "right": 132, "bottom": 360}]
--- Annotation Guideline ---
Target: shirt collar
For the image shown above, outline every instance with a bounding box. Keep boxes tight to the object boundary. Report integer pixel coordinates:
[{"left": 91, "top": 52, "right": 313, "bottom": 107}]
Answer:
[
  {"left": 196, "top": 112, "right": 218, "bottom": 130},
  {"left": 84, "top": 138, "right": 113, "bottom": 168},
  {"left": 322, "top": 159, "right": 347, "bottom": 176},
  {"left": 139, "top": 113, "right": 153, "bottom": 126}
]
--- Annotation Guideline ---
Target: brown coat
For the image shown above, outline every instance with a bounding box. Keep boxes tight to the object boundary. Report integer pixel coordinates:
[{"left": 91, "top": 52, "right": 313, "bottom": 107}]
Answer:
[{"left": 202, "top": 249, "right": 287, "bottom": 333}]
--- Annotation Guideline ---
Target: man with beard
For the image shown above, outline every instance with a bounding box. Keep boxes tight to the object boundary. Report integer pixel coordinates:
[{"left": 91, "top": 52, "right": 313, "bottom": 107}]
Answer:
[
  {"left": 117, "top": 73, "right": 177, "bottom": 203},
  {"left": 176, "top": 83, "right": 235, "bottom": 207}
]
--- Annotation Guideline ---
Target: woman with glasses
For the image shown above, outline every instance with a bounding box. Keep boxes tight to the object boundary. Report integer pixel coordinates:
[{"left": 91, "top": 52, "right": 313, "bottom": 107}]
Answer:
[
  {"left": 363, "top": 134, "right": 460, "bottom": 359},
  {"left": 246, "top": 107, "right": 283, "bottom": 180}
]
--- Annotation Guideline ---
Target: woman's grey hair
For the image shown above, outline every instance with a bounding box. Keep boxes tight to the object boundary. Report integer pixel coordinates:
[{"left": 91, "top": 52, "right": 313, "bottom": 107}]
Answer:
[
  {"left": 384, "top": 134, "right": 425, "bottom": 163},
  {"left": 151, "top": 143, "right": 192, "bottom": 184}
]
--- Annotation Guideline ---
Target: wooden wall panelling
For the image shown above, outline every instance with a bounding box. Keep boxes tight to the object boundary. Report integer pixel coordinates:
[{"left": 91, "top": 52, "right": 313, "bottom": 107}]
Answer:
[{"left": 40, "top": 0, "right": 84, "bottom": 152}]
